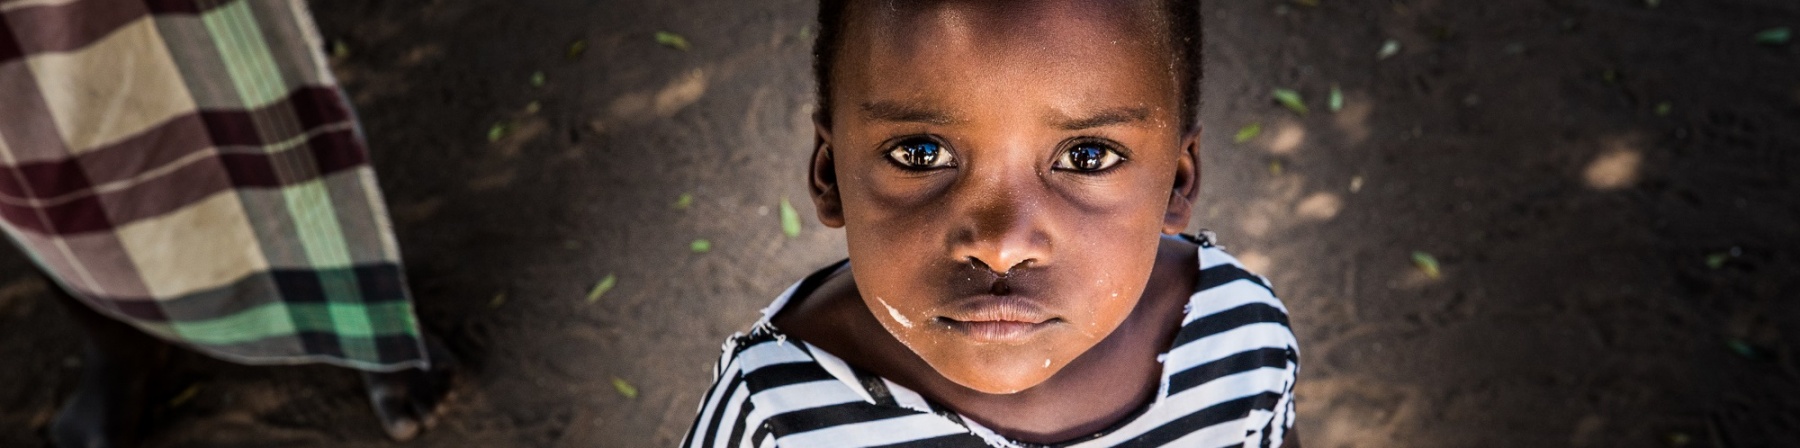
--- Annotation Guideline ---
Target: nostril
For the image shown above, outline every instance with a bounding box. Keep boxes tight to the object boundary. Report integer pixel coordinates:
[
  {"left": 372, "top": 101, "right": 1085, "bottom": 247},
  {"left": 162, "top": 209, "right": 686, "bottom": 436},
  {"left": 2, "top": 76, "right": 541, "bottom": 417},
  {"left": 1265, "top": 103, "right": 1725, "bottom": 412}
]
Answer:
[
  {"left": 1011, "top": 258, "right": 1036, "bottom": 272},
  {"left": 967, "top": 256, "right": 1036, "bottom": 276},
  {"left": 966, "top": 256, "right": 991, "bottom": 272}
]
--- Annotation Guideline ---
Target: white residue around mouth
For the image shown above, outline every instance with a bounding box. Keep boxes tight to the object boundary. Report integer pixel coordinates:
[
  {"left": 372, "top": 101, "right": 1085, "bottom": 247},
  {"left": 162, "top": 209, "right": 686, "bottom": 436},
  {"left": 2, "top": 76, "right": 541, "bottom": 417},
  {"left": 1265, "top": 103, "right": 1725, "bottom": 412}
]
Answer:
[{"left": 878, "top": 297, "right": 914, "bottom": 328}]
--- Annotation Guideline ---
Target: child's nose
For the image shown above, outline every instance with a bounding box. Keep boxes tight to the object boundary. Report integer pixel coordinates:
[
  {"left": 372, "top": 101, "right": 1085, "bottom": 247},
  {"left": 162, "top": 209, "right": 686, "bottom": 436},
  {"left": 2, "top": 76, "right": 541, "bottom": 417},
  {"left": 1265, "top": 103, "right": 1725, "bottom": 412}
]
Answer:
[{"left": 948, "top": 177, "right": 1052, "bottom": 275}]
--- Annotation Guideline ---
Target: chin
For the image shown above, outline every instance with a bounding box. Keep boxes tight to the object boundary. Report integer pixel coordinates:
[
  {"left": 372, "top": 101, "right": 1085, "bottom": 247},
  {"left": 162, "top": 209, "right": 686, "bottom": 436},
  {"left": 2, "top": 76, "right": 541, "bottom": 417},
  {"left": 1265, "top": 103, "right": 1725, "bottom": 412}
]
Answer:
[{"left": 932, "top": 353, "right": 1062, "bottom": 395}]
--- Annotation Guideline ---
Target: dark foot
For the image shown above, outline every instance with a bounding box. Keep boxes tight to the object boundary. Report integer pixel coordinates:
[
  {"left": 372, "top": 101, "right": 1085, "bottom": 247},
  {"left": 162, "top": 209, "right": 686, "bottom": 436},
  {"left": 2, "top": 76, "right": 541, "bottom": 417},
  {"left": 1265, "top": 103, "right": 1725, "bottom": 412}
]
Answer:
[
  {"left": 48, "top": 344, "right": 151, "bottom": 448},
  {"left": 361, "top": 337, "right": 456, "bottom": 442}
]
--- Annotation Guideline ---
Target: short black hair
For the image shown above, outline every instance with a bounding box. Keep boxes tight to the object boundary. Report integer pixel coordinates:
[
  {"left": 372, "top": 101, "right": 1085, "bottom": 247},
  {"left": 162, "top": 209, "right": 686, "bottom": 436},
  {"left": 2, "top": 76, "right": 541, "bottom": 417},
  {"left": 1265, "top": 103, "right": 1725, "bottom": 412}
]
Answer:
[{"left": 812, "top": 0, "right": 1202, "bottom": 132}]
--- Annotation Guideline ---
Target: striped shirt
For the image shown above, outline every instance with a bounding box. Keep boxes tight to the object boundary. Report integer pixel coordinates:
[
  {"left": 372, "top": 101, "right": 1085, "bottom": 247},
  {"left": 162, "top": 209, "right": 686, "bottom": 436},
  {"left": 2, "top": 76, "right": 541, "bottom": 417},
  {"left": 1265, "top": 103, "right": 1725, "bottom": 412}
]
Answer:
[{"left": 683, "top": 236, "right": 1299, "bottom": 447}]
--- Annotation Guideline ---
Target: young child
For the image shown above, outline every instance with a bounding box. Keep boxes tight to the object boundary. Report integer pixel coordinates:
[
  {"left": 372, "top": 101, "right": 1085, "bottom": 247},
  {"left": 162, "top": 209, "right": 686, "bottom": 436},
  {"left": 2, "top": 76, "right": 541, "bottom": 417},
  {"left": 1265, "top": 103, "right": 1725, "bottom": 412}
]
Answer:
[{"left": 684, "top": 1, "right": 1299, "bottom": 446}]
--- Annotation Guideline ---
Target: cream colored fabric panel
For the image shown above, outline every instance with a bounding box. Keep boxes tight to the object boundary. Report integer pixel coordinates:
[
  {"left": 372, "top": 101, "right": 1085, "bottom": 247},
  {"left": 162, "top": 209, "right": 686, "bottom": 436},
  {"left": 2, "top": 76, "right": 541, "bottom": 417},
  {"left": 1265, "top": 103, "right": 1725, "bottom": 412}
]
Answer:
[
  {"left": 116, "top": 190, "right": 268, "bottom": 298},
  {"left": 28, "top": 17, "right": 198, "bottom": 154}
]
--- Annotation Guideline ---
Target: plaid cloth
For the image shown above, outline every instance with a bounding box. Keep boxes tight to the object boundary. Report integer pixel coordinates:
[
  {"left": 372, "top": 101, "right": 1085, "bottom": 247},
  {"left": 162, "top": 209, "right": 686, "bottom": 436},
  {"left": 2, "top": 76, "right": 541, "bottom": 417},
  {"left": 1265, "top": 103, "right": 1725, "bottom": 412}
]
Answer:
[{"left": 0, "top": 0, "right": 426, "bottom": 372}]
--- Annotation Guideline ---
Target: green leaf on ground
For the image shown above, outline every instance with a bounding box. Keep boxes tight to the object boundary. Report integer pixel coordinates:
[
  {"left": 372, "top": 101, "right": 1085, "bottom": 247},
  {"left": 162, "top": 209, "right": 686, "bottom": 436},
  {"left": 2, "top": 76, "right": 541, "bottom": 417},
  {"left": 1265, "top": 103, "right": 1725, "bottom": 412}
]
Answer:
[
  {"left": 1726, "top": 339, "right": 1763, "bottom": 360},
  {"left": 168, "top": 384, "right": 201, "bottom": 407},
  {"left": 586, "top": 274, "right": 617, "bottom": 303},
  {"left": 798, "top": 25, "right": 814, "bottom": 40},
  {"left": 1234, "top": 123, "right": 1262, "bottom": 143},
  {"left": 1272, "top": 88, "right": 1309, "bottom": 115},
  {"left": 1377, "top": 39, "right": 1401, "bottom": 59},
  {"left": 486, "top": 122, "right": 510, "bottom": 142},
  {"left": 1664, "top": 432, "right": 1692, "bottom": 447},
  {"left": 655, "top": 31, "right": 691, "bottom": 51},
  {"left": 673, "top": 192, "right": 694, "bottom": 209},
  {"left": 1704, "top": 252, "right": 1730, "bottom": 269},
  {"left": 1411, "top": 251, "right": 1442, "bottom": 278},
  {"left": 780, "top": 197, "right": 802, "bottom": 238},
  {"left": 1268, "top": 159, "right": 1284, "bottom": 176},
  {"left": 488, "top": 292, "right": 507, "bottom": 309},
  {"left": 611, "top": 377, "right": 639, "bottom": 399},
  {"left": 1754, "top": 27, "right": 1790, "bottom": 45},
  {"left": 567, "top": 40, "right": 588, "bottom": 60},
  {"left": 1329, "top": 84, "right": 1344, "bottom": 112},
  {"left": 1654, "top": 102, "right": 1672, "bottom": 117},
  {"left": 524, "top": 101, "right": 541, "bottom": 114},
  {"left": 691, "top": 239, "right": 712, "bottom": 253},
  {"left": 530, "top": 71, "right": 546, "bottom": 88},
  {"left": 331, "top": 40, "right": 350, "bottom": 59}
]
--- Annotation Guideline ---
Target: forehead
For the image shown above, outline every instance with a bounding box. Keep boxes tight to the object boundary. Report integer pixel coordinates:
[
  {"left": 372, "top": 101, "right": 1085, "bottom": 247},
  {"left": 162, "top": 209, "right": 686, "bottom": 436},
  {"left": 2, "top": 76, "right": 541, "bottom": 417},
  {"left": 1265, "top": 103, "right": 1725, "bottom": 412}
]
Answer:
[
  {"left": 831, "top": 0, "right": 1177, "bottom": 122},
  {"left": 847, "top": 0, "right": 1162, "bottom": 55}
]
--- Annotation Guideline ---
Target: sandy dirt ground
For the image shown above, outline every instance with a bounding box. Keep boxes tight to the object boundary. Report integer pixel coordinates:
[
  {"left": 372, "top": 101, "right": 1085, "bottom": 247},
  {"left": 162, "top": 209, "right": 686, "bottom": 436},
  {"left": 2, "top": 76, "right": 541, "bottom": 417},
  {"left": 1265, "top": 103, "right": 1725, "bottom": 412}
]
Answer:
[{"left": 3, "top": 0, "right": 1798, "bottom": 447}]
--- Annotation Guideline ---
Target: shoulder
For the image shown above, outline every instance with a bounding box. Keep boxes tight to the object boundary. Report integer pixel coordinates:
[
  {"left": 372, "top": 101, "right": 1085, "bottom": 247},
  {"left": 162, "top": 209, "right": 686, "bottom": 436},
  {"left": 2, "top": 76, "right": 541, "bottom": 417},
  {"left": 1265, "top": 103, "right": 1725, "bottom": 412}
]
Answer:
[
  {"left": 681, "top": 329, "right": 819, "bottom": 448},
  {"left": 683, "top": 329, "right": 983, "bottom": 448},
  {"left": 1158, "top": 238, "right": 1301, "bottom": 447}
]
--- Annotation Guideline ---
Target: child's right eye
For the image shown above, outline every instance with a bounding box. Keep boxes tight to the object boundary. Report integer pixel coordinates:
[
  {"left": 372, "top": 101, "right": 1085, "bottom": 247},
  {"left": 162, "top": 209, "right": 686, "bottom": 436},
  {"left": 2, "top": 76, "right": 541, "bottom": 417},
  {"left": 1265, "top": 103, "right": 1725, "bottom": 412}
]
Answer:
[{"left": 885, "top": 138, "right": 957, "bottom": 170}]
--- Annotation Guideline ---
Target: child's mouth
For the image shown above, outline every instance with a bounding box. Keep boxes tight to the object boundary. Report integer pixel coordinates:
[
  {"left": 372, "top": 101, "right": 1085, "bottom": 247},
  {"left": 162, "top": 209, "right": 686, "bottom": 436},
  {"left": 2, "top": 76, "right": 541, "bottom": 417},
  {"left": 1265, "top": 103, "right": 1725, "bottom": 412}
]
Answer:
[
  {"left": 932, "top": 297, "right": 1059, "bottom": 344},
  {"left": 937, "top": 319, "right": 1055, "bottom": 343}
]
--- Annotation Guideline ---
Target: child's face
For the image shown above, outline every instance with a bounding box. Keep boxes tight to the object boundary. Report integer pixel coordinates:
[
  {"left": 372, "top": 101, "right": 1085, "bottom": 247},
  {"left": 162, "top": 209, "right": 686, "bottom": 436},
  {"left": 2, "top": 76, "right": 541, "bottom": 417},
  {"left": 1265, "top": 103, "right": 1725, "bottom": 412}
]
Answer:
[{"left": 811, "top": 0, "right": 1198, "bottom": 394}]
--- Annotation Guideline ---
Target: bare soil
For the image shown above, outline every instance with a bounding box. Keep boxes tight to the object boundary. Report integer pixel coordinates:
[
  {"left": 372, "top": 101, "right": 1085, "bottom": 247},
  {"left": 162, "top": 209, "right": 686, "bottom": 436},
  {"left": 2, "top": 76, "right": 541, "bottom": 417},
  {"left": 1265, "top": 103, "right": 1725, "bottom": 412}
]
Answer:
[{"left": 2, "top": 0, "right": 1797, "bottom": 447}]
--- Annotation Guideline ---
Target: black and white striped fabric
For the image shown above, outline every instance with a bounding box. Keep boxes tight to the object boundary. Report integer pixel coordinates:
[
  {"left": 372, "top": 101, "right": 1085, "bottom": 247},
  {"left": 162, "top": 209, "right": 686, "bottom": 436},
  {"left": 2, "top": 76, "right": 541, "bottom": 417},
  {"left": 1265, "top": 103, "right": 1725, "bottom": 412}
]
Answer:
[{"left": 683, "top": 236, "right": 1299, "bottom": 448}]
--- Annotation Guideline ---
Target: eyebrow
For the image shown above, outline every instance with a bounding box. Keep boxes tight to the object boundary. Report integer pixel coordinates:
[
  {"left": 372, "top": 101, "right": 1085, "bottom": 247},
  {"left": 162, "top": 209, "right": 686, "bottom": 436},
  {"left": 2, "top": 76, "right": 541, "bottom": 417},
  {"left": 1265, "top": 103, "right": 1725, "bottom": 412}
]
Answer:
[
  {"left": 860, "top": 101, "right": 960, "bottom": 126},
  {"left": 857, "top": 101, "right": 1153, "bottom": 130},
  {"left": 1053, "top": 107, "right": 1151, "bottom": 131}
]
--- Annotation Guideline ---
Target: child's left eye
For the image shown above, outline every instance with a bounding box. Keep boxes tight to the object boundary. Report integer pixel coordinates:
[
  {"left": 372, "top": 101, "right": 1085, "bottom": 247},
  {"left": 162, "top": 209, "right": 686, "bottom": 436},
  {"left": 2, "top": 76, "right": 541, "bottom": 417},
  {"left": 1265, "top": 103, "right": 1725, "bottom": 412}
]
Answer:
[{"left": 1053, "top": 143, "right": 1125, "bottom": 172}]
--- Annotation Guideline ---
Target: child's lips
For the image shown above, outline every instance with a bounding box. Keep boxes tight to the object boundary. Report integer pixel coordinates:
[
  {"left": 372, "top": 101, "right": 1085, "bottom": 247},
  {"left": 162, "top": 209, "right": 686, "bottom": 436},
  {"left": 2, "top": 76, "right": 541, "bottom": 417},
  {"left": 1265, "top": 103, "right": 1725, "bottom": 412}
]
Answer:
[
  {"left": 934, "top": 296, "right": 1059, "bottom": 344},
  {"left": 938, "top": 319, "right": 1053, "bottom": 344}
]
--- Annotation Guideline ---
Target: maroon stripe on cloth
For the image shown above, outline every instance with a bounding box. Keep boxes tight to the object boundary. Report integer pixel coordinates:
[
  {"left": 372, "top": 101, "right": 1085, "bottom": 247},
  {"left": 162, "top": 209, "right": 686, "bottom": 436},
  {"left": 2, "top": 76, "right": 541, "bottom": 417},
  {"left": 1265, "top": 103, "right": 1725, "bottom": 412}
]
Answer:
[
  {"left": 0, "top": 127, "right": 369, "bottom": 237},
  {"left": 0, "top": 126, "right": 370, "bottom": 236},
  {"left": 305, "top": 129, "right": 369, "bottom": 176},
  {"left": 215, "top": 147, "right": 279, "bottom": 187},
  {"left": 0, "top": 156, "right": 92, "bottom": 201},
  {"left": 109, "top": 296, "right": 169, "bottom": 321},
  {"left": 196, "top": 86, "right": 362, "bottom": 146},
  {"left": 0, "top": 0, "right": 149, "bottom": 62},
  {"left": 199, "top": 110, "right": 260, "bottom": 146},
  {"left": 73, "top": 112, "right": 212, "bottom": 188},
  {"left": 143, "top": 0, "right": 214, "bottom": 14},
  {"left": 90, "top": 150, "right": 230, "bottom": 228},
  {"left": 218, "top": 128, "right": 366, "bottom": 187},
  {"left": 0, "top": 132, "right": 372, "bottom": 237},
  {"left": 44, "top": 85, "right": 354, "bottom": 184},
  {"left": 287, "top": 86, "right": 356, "bottom": 132},
  {"left": 0, "top": 111, "right": 207, "bottom": 200},
  {"left": 0, "top": 190, "right": 110, "bottom": 234},
  {"left": 0, "top": 14, "right": 23, "bottom": 63}
]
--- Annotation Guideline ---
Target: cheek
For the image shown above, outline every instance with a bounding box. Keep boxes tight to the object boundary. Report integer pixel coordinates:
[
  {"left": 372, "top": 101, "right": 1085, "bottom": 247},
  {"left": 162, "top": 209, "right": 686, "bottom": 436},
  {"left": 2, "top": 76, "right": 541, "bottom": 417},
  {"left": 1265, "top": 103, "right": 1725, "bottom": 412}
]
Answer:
[
  {"left": 1054, "top": 156, "right": 1181, "bottom": 217},
  {"left": 1061, "top": 230, "right": 1162, "bottom": 331}
]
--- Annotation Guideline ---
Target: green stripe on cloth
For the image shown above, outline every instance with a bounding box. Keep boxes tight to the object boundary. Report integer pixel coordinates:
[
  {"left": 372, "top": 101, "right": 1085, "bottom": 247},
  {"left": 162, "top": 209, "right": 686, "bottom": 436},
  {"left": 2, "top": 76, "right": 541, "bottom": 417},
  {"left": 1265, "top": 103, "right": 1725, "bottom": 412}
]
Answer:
[
  {"left": 284, "top": 180, "right": 357, "bottom": 268},
  {"left": 169, "top": 301, "right": 295, "bottom": 344},
  {"left": 170, "top": 301, "right": 417, "bottom": 345},
  {"left": 201, "top": 0, "right": 290, "bottom": 108}
]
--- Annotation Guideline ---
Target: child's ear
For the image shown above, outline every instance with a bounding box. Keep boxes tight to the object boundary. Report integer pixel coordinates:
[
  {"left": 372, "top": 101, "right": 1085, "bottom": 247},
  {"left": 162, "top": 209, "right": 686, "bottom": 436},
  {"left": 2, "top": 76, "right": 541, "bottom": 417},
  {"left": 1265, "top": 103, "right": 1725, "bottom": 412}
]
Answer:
[
  {"left": 1163, "top": 126, "right": 1202, "bottom": 234},
  {"left": 809, "top": 119, "right": 847, "bottom": 228}
]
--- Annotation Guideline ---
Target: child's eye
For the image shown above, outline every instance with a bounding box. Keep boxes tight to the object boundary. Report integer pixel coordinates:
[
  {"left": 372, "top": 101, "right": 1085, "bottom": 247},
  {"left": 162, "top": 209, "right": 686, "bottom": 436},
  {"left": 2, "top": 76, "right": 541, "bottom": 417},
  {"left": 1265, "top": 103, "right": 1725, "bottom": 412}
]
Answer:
[
  {"left": 1053, "top": 143, "right": 1125, "bottom": 172},
  {"left": 885, "top": 138, "right": 957, "bottom": 170}
]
